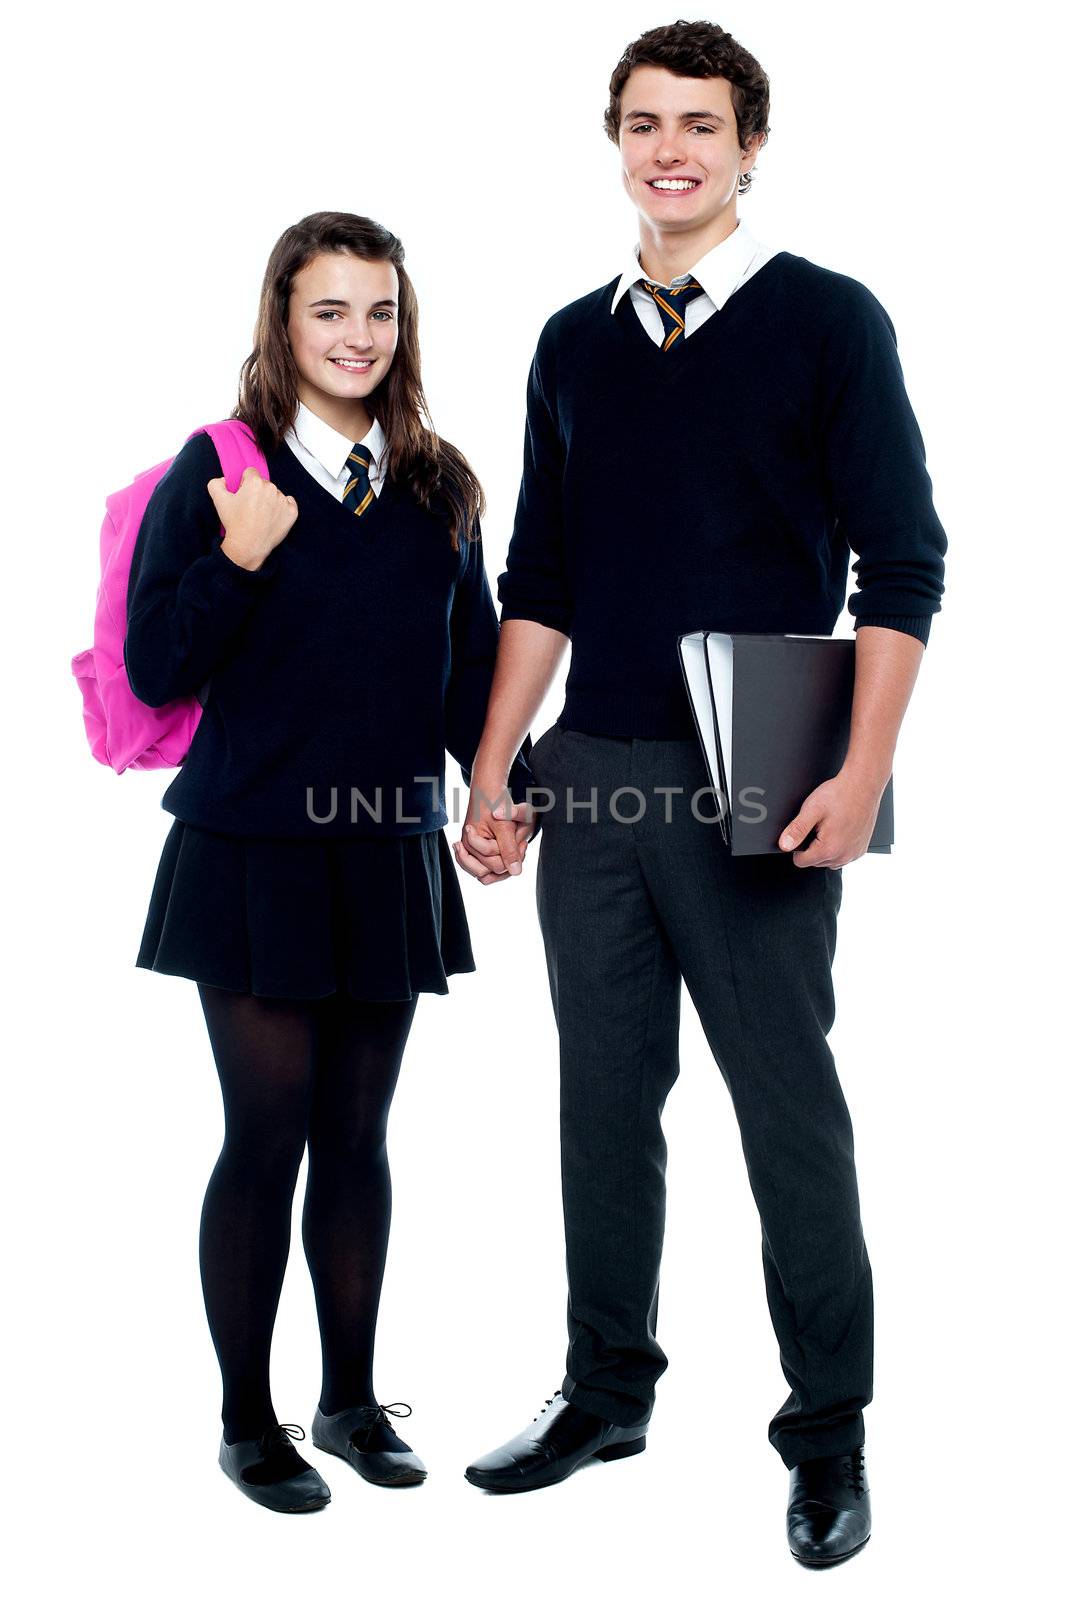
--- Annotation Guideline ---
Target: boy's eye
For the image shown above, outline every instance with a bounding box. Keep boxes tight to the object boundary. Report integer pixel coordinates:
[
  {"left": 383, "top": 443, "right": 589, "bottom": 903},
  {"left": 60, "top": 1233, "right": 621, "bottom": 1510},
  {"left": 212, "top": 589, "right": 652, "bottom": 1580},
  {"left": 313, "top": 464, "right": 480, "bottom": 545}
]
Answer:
[{"left": 630, "top": 122, "right": 717, "bottom": 134}]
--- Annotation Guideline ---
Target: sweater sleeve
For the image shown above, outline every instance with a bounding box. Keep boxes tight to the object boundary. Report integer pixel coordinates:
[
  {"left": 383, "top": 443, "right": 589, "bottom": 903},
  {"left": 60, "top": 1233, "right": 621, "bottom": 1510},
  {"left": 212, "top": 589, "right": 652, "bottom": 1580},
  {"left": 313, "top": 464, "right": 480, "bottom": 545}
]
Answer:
[
  {"left": 124, "top": 432, "right": 281, "bottom": 708},
  {"left": 496, "top": 326, "right": 573, "bottom": 635},
  {"left": 819, "top": 283, "right": 948, "bottom": 645},
  {"left": 445, "top": 518, "right": 535, "bottom": 807}
]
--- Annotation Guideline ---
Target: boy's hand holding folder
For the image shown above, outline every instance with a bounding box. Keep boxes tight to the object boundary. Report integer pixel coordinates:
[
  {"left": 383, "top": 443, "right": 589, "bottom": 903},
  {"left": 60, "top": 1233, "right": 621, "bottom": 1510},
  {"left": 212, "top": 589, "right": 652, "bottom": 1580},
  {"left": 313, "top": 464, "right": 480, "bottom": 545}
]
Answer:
[
  {"left": 677, "top": 631, "right": 897, "bottom": 863},
  {"left": 777, "top": 765, "right": 892, "bottom": 869}
]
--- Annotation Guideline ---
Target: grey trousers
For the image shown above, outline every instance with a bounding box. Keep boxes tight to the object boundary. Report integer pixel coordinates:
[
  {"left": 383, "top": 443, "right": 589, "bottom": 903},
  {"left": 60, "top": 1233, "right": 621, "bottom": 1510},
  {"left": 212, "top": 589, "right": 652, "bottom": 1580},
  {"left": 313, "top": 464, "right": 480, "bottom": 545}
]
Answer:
[{"left": 527, "top": 723, "right": 873, "bottom": 1468}]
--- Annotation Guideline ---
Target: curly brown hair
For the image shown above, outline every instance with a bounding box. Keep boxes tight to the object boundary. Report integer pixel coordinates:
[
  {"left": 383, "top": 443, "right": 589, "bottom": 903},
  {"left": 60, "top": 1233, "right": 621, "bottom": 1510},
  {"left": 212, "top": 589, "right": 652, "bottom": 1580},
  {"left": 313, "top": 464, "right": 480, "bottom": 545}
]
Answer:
[
  {"left": 603, "top": 19, "right": 770, "bottom": 194},
  {"left": 232, "top": 212, "right": 484, "bottom": 552}
]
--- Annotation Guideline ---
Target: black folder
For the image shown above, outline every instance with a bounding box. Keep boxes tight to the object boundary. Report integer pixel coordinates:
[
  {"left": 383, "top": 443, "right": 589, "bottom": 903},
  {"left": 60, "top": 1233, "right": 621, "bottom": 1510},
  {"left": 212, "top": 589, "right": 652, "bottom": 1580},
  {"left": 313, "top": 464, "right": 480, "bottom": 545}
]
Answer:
[{"left": 676, "top": 632, "right": 893, "bottom": 856}]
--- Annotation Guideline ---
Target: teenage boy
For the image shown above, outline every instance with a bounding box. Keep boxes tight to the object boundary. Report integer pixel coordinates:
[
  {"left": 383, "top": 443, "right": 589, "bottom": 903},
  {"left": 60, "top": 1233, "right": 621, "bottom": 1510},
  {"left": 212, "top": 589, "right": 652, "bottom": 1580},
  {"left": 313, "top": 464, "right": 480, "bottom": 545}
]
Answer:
[{"left": 455, "top": 19, "right": 946, "bottom": 1568}]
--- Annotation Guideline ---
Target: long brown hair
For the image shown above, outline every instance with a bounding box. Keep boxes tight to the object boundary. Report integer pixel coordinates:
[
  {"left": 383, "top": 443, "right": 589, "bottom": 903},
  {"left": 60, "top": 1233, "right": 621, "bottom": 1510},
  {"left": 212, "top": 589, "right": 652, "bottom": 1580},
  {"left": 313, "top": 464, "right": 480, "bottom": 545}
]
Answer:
[
  {"left": 603, "top": 19, "right": 770, "bottom": 195},
  {"left": 232, "top": 212, "right": 484, "bottom": 551}
]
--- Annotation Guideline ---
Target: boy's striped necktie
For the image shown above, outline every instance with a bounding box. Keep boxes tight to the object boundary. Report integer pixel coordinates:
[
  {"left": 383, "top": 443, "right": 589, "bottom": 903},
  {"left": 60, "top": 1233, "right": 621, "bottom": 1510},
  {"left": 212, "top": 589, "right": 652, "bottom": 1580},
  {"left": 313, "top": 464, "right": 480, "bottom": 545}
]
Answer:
[
  {"left": 343, "top": 444, "right": 376, "bottom": 517},
  {"left": 641, "top": 276, "right": 705, "bottom": 350}
]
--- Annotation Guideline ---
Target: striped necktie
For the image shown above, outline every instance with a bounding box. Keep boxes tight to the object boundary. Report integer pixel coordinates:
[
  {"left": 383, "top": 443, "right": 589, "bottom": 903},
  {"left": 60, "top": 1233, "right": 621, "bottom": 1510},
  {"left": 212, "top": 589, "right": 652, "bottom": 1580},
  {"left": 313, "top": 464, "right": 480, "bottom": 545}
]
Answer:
[
  {"left": 343, "top": 442, "right": 376, "bottom": 517},
  {"left": 640, "top": 276, "right": 705, "bottom": 350}
]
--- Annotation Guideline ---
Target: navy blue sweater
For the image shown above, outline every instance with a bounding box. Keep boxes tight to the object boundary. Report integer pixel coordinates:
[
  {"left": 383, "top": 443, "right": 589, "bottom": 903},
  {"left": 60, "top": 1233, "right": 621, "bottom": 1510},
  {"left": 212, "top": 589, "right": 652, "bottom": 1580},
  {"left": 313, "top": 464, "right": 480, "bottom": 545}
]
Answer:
[
  {"left": 124, "top": 430, "right": 533, "bottom": 837},
  {"left": 498, "top": 251, "right": 948, "bottom": 739}
]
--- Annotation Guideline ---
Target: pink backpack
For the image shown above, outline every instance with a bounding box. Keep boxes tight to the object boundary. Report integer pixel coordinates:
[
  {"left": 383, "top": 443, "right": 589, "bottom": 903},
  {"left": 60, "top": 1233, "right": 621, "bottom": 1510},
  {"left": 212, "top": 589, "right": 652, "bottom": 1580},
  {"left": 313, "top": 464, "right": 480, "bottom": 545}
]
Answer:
[{"left": 71, "top": 419, "right": 269, "bottom": 773}]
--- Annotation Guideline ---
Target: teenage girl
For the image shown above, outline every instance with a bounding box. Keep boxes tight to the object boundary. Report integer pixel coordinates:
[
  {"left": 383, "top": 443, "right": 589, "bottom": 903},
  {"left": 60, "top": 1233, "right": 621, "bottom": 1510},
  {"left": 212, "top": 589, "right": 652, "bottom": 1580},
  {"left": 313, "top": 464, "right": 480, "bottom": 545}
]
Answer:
[{"left": 124, "top": 211, "right": 535, "bottom": 1513}]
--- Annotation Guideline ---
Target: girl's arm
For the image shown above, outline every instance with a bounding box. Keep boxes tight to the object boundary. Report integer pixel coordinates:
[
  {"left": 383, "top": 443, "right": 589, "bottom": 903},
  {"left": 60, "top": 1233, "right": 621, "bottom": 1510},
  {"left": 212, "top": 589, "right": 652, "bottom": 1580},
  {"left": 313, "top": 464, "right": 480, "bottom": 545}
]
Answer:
[
  {"left": 124, "top": 433, "right": 281, "bottom": 707},
  {"left": 444, "top": 517, "right": 534, "bottom": 806}
]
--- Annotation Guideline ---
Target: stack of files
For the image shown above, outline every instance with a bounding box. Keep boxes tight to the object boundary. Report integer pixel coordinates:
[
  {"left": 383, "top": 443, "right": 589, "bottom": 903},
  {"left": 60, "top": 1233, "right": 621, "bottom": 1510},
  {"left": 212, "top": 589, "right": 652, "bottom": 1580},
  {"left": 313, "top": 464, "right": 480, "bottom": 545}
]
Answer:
[{"left": 676, "top": 631, "right": 893, "bottom": 856}]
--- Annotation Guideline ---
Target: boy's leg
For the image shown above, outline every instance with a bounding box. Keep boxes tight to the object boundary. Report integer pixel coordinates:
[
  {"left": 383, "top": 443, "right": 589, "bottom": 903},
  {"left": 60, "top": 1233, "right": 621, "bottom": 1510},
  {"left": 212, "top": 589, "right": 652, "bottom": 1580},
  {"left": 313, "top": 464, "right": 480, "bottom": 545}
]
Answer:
[
  {"left": 534, "top": 727, "right": 683, "bottom": 1427},
  {"left": 630, "top": 737, "right": 873, "bottom": 1467}
]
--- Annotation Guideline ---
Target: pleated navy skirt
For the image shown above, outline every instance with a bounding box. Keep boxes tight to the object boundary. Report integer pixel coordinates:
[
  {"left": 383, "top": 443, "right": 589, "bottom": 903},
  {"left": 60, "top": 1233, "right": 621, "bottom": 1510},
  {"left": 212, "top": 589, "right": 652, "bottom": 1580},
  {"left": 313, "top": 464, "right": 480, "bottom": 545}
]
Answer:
[{"left": 135, "top": 818, "right": 476, "bottom": 1002}]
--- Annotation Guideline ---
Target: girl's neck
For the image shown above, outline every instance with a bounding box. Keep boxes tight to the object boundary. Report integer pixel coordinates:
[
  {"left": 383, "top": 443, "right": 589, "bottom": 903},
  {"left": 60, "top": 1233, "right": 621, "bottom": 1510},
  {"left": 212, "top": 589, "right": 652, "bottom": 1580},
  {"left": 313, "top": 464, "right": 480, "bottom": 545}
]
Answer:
[{"left": 297, "top": 386, "right": 374, "bottom": 443}]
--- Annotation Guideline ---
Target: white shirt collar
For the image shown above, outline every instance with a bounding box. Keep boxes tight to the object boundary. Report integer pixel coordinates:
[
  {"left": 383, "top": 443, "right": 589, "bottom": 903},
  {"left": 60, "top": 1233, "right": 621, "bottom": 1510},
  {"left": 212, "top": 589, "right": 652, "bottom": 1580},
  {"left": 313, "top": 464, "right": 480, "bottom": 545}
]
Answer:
[
  {"left": 610, "top": 217, "right": 764, "bottom": 315},
  {"left": 289, "top": 400, "right": 388, "bottom": 483}
]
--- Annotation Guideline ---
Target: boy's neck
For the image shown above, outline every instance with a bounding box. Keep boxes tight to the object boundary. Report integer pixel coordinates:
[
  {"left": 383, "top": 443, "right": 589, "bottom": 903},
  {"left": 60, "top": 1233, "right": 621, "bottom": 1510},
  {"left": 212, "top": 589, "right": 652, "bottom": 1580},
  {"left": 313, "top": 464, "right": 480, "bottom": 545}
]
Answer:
[{"left": 636, "top": 207, "right": 740, "bottom": 284}]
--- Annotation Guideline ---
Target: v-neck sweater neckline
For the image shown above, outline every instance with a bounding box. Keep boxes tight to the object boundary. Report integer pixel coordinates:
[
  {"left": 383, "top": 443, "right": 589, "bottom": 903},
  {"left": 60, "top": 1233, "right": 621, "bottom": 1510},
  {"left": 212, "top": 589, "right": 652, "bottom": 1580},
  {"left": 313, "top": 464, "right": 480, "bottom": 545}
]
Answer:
[
  {"left": 610, "top": 249, "right": 796, "bottom": 374},
  {"left": 275, "top": 439, "right": 396, "bottom": 527}
]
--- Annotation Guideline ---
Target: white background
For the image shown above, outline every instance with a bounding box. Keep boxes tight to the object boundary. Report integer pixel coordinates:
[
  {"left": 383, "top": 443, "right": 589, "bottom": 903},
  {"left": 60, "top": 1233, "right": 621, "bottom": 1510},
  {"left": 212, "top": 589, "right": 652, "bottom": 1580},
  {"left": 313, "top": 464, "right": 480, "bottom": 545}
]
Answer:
[{"left": 6, "top": 0, "right": 1061, "bottom": 1593}]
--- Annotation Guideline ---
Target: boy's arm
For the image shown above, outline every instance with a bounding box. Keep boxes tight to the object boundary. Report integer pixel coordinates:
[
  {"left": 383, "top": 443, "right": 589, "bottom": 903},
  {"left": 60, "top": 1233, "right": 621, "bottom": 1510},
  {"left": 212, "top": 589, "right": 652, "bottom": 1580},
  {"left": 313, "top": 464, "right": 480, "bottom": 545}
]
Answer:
[
  {"left": 781, "top": 285, "right": 948, "bottom": 866},
  {"left": 456, "top": 331, "right": 572, "bottom": 881},
  {"left": 457, "top": 618, "right": 570, "bottom": 882},
  {"left": 825, "top": 281, "right": 948, "bottom": 642}
]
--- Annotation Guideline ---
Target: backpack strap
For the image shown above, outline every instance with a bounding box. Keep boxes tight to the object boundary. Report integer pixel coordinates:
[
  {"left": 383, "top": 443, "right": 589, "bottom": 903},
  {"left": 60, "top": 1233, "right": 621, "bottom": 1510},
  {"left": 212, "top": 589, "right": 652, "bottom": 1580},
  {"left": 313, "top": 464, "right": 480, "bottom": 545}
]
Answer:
[{"left": 194, "top": 419, "right": 271, "bottom": 493}]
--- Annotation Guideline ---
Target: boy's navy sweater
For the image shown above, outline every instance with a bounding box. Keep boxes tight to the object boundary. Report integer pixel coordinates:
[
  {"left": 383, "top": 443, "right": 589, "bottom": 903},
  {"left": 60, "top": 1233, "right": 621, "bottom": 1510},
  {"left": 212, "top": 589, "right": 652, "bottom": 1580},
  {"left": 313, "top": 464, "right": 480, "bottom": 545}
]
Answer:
[
  {"left": 125, "top": 431, "right": 533, "bottom": 838},
  {"left": 497, "top": 251, "right": 948, "bottom": 739}
]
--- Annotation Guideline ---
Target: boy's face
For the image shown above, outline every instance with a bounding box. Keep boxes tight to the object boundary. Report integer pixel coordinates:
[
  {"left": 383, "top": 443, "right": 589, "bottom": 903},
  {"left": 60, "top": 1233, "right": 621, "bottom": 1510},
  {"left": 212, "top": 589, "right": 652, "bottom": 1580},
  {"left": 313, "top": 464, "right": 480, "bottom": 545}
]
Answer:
[{"left": 618, "top": 65, "right": 759, "bottom": 236}]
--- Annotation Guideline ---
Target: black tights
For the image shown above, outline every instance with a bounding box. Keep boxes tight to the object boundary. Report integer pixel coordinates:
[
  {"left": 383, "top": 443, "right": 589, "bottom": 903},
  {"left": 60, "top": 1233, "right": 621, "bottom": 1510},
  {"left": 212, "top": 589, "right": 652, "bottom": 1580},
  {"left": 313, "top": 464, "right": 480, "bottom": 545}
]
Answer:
[{"left": 196, "top": 983, "right": 418, "bottom": 1444}]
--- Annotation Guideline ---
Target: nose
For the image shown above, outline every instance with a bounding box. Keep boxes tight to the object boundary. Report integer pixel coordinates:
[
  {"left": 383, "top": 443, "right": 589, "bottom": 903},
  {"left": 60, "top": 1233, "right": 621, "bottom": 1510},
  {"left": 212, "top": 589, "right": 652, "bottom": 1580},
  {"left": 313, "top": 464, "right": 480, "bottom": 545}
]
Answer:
[
  {"left": 654, "top": 136, "right": 684, "bottom": 166},
  {"left": 343, "top": 320, "right": 374, "bottom": 350}
]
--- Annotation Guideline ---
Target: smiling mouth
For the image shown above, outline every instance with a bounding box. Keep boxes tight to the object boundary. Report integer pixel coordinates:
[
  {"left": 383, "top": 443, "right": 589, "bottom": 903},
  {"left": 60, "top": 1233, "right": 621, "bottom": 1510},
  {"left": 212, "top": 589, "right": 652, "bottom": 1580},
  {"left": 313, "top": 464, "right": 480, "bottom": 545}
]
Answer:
[
  {"left": 329, "top": 357, "right": 374, "bottom": 370},
  {"left": 647, "top": 178, "right": 702, "bottom": 192}
]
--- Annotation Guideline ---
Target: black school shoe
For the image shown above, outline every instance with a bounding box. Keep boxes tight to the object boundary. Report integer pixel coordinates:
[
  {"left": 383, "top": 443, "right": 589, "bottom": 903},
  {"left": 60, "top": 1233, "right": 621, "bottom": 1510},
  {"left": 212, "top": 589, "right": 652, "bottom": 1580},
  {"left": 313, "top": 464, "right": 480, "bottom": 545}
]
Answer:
[
  {"left": 311, "top": 1402, "right": 427, "bottom": 1486},
  {"left": 218, "top": 1422, "right": 331, "bottom": 1513},
  {"left": 464, "top": 1391, "right": 648, "bottom": 1493},
  {"left": 786, "top": 1446, "right": 871, "bottom": 1566}
]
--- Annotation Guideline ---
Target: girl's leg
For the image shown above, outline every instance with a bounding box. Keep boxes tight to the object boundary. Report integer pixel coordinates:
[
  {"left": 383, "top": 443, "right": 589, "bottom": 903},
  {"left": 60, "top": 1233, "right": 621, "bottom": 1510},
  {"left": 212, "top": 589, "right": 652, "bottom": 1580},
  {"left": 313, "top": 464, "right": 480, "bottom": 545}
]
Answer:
[
  {"left": 301, "top": 994, "right": 418, "bottom": 1413},
  {"left": 196, "top": 984, "right": 317, "bottom": 1445}
]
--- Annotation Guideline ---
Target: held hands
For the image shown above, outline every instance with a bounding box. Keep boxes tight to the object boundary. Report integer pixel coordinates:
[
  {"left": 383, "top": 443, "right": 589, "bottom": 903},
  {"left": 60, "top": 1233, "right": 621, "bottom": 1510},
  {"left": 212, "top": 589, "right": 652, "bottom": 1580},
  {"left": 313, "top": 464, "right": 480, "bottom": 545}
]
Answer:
[
  {"left": 207, "top": 467, "right": 298, "bottom": 572},
  {"left": 455, "top": 766, "right": 886, "bottom": 874},
  {"left": 777, "top": 764, "right": 889, "bottom": 869},
  {"left": 454, "top": 787, "right": 538, "bottom": 886}
]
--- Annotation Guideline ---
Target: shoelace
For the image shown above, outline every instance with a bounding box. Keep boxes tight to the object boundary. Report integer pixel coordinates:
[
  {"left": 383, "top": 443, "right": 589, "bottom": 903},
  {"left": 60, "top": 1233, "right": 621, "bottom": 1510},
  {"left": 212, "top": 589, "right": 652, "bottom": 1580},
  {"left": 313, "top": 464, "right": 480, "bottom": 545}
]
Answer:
[
  {"left": 374, "top": 1401, "right": 413, "bottom": 1423},
  {"left": 350, "top": 1401, "right": 413, "bottom": 1448},
  {"left": 844, "top": 1447, "right": 867, "bottom": 1499},
  {"left": 256, "top": 1421, "right": 305, "bottom": 1457},
  {"left": 535, "top": 1389, "right": 563, "bottom": 1419}
]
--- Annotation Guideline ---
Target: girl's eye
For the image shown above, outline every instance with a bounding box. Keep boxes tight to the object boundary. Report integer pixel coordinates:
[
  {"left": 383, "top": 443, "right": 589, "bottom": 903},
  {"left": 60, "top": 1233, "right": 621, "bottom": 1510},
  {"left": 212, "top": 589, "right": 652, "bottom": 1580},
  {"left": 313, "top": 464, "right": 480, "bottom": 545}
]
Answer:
[{"left": 316, "top": 309, "right": 393, "bottom": 322}]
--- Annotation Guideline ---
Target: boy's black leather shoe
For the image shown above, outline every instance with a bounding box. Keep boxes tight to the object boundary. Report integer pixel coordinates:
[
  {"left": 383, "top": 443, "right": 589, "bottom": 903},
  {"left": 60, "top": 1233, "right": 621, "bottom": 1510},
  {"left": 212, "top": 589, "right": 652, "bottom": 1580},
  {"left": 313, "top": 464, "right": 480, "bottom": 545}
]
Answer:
[
  {"left": 465, "top": 1391, "right": 648, "bottom": 1493},
  {"left": 786, "top": 1446, "right": 871, "bottom": 1566}
]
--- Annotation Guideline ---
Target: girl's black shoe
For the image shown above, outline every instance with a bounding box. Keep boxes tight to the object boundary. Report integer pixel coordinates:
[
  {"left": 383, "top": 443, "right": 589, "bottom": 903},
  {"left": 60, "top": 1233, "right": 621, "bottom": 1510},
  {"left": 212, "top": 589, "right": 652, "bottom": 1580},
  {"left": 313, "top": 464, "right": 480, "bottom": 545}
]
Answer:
[
  {"left": 218, "top": 1422, "right": 332, "bottom": 1512},
  {"left": 312, "top": 1402, "right": 427, "bottom": 1486}
]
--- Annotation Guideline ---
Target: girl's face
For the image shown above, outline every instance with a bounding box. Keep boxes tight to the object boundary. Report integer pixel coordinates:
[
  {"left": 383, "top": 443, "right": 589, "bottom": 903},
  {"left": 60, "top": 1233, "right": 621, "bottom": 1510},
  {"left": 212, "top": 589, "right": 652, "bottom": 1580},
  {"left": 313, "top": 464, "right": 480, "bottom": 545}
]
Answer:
[{"left": 286, "top": 251, "right": 401, "bottom": 430}]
